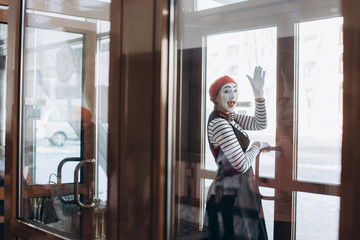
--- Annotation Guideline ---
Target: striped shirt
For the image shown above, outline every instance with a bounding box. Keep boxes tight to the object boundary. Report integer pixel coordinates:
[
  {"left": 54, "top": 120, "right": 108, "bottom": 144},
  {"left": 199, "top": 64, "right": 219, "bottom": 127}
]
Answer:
[{"left": 208, "top": 100, "right": 267, "bottom": 173}]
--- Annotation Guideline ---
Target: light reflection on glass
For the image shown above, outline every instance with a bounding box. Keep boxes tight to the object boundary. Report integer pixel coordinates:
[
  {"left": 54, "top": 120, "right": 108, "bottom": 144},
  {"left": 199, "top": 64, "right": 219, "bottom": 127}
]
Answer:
[{"left": 196, "top": 0, "right": 248, "bottom": 11}]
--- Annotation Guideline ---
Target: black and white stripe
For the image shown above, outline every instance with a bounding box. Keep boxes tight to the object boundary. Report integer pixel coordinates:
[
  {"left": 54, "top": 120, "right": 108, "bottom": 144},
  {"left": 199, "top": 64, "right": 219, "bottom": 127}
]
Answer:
[
  {"left": 234, "top": 100, "right": 267, "bottom": 130},
  {"left": 208, "top": 100, "right": 267, "bottom": 173}
]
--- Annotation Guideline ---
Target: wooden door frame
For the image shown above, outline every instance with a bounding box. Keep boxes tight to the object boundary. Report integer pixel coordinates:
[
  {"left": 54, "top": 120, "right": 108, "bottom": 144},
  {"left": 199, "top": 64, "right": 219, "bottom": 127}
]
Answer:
[
  {"left": 339, "top": 1, "right": 360, "bottom": 239},
  {"left": 4, "top": 1, "right": 102, "bottom": 239},
  {"left": 107, "top": 0, "right": 169, "bottom": 239},
  {"left": 5, "top": 0, "right": 24, "bottom": 238}
]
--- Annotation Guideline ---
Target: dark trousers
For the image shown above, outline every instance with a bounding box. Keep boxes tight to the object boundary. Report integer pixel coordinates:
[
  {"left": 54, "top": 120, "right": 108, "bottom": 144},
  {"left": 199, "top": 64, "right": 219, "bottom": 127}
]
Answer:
[{"left": 206, "top": 195, "right": 235, "bottom": 240}]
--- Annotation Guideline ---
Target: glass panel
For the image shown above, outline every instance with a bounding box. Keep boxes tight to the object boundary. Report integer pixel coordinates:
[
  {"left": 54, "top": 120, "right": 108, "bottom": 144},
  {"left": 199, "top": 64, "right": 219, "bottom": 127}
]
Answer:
[
  {"left": 95, "top": 25, "right": 110, "bottom": 202},
  {"left": 27, "top": 28, "right": 83, "bottom": 184},
  {"left": 0, "top": 23, "right": 7, "bottom": 240},
  {"left": 205, "top": 27, "right": 277, "bottom": 177},
  {"left": 20, "top": 3, "right": 109, "bottom": 238},
  {"left": 171, "top": 1, "right": 342, "bottom": 240},
  {"left": 173, "top": 4, "right": 277, "bottom": 238},
  {"left": 296, "top": 192, "right": 340, "bottom": 240},
  {"left": 297, "top": 17, "right": 343, "bottom": 184},
  {"left": 260, "top": 187, "right": 274, "bottom": 240}
]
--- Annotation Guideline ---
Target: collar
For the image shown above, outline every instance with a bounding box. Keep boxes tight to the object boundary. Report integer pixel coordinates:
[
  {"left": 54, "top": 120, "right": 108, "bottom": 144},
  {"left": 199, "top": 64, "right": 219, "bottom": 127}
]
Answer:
[{"left": 217, "top": 110, "right": 235, "bottom": 122}]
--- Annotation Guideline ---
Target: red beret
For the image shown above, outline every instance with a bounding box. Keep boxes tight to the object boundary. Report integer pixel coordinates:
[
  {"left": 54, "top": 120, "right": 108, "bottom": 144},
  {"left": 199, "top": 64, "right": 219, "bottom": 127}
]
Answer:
[{"left": 209, "top": 75, "right": 237, "bottom": 102}]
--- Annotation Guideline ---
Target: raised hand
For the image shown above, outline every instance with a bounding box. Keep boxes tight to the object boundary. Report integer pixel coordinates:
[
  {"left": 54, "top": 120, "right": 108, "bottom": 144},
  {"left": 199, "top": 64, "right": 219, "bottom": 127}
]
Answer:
[{"left": 246, "top": 66, "right": 266, "bottom": 99}]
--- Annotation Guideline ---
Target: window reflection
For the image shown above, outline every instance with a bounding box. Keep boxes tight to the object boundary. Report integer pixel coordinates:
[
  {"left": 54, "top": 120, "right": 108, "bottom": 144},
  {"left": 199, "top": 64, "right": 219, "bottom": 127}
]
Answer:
[
  {"left": 19, "top": 6, "right": 109, "bottom": 238},
  {"left": 24, "top": 28, "right": 83, "bottom": 184}
]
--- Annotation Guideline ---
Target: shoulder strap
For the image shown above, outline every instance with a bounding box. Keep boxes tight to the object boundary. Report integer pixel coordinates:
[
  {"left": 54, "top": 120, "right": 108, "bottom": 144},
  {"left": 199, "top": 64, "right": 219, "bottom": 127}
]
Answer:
[
  {"left": 231, "top": 123, "right": 250, "bottom": 152},
  {"left": 208, "top": 111, "right": 250, "bottom": 153}
]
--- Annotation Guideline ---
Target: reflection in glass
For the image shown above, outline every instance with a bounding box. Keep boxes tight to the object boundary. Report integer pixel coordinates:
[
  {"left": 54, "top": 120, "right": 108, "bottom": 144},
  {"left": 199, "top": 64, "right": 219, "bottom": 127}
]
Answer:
[
  {"left": 22, "top": 25, "right": 84, "bottom": 235},
  {"left": 20, "top": 8, "right": 109, "bottom": 238},
  {"left": 297, "top": 17, "right": 343, "bottom": 184},
  {"left": 24, "top": 28, "right": 83, "bottom": 185}
]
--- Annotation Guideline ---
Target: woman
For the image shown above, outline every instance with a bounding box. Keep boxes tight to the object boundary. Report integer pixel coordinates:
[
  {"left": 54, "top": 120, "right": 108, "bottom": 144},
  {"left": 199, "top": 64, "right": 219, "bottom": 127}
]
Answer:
[{"left": 206, "top": 66, "right": 268, "bottom": 240}]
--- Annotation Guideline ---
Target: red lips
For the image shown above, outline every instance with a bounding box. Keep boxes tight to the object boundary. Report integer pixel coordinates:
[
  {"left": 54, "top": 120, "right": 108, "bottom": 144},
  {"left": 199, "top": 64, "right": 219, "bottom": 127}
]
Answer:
[{"left": 227, "top": 101, "right": 236, "bottom": 107}]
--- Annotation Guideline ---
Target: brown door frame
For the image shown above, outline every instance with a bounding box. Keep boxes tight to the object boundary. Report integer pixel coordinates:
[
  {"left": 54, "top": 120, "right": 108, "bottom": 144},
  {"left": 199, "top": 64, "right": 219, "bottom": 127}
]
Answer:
[
  {"left": 4, "top": 0, "right": 102, "bottom": 239},
  {"left": 339, "top": 1, "right": 360, "bottom": 239},
  {"left": 5, "top": 0, "right": 25, "bottom": 238},
  {"left": 107, "top": 0, "right": 169, "bottom": 239}
]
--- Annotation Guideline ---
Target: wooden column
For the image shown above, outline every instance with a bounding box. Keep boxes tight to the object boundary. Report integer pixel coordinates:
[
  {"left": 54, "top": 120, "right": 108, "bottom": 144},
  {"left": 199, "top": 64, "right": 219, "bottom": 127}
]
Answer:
[
  {"left": 340, "top": 1, "right": 360, "bottom": 239},
  {"left": 5, "top": 0, "right": 21, "bottom": 239},
  {"left": 273, "top": 36, "right": 294, "bottom": 240},
  {"left": 107, "top": 0, "right": 169, "bottom": 239}
]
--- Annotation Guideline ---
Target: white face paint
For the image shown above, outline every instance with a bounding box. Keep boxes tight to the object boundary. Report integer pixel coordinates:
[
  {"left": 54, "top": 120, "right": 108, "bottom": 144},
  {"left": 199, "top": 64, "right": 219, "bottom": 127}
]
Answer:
[{"left": 216, "top": 82, "right": 238, "bottom": 113}]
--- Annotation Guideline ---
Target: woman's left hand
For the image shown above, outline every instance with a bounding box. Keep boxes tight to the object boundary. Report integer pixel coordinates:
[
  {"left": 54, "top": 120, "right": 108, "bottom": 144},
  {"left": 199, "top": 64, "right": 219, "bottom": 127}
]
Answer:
[{"left": 246, "top": 66, "right": 266, "bottom": 99}]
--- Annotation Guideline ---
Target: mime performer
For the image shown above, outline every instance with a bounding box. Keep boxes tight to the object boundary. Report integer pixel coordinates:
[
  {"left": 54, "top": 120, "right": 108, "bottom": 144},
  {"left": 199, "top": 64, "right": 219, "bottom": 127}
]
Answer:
[{"left": 206, "top": 66, "right": 269, "bottom": 240}]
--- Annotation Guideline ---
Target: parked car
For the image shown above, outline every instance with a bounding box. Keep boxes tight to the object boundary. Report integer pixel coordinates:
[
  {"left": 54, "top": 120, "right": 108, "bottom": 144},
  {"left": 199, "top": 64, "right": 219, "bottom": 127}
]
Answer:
[{"left": 36, "top": 111, "right": 80, "bottom": 146}]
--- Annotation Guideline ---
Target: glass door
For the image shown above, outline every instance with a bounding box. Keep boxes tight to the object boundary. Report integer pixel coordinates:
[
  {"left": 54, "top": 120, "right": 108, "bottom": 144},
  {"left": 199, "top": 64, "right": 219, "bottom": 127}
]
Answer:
[
  {"left": 169, "top": 0, "right": 342, "bottom": 239},
  {"left": 203, "top": 26, "right": 278, "bottom": 239},
  {"left": 7, "top": 0, "right": 110, "bottom": 239}
]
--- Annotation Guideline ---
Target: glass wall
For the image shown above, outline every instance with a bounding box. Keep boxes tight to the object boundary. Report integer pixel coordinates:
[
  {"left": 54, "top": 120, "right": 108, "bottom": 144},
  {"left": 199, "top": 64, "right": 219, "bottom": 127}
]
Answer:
[
  {"left": 19, "top": 1, "right": 109, "bottom": 238},
  {"left": 169, "top": 0, "right": 342, "bottom": 239}
]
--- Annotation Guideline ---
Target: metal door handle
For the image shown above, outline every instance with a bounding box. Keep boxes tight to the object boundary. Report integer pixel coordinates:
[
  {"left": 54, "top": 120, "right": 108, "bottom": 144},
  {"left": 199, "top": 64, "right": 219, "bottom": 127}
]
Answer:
[
  {"left": 57, "top": 157, "right": 82, "bottom": 184},
  {"left": 74, "top": 159, "right": 96, "bottom": 208},
  {"left": 256, "top": 146, "right": 281, "bottom": 201},
  {"left": 57, "top": 157, "right": 81, "bottom": 204}
]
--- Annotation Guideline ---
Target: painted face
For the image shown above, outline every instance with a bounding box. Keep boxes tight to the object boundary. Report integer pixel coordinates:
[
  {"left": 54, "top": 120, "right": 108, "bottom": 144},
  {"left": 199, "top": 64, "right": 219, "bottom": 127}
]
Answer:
[{"left": 216, "top": 82, "right": 238, "bottom": 113}]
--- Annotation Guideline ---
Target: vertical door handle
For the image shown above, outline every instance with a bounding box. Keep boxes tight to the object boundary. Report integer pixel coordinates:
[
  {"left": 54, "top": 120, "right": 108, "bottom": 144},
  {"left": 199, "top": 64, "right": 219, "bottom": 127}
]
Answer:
[
  {"left": 74, "top": 159, "right": 96, "bottom": 208},
  {"left": 57, "top": 157, "right": 81, "bottom": 204},
  {"left": 256, "top": 146, "right": 280, "bottom": 201}
]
